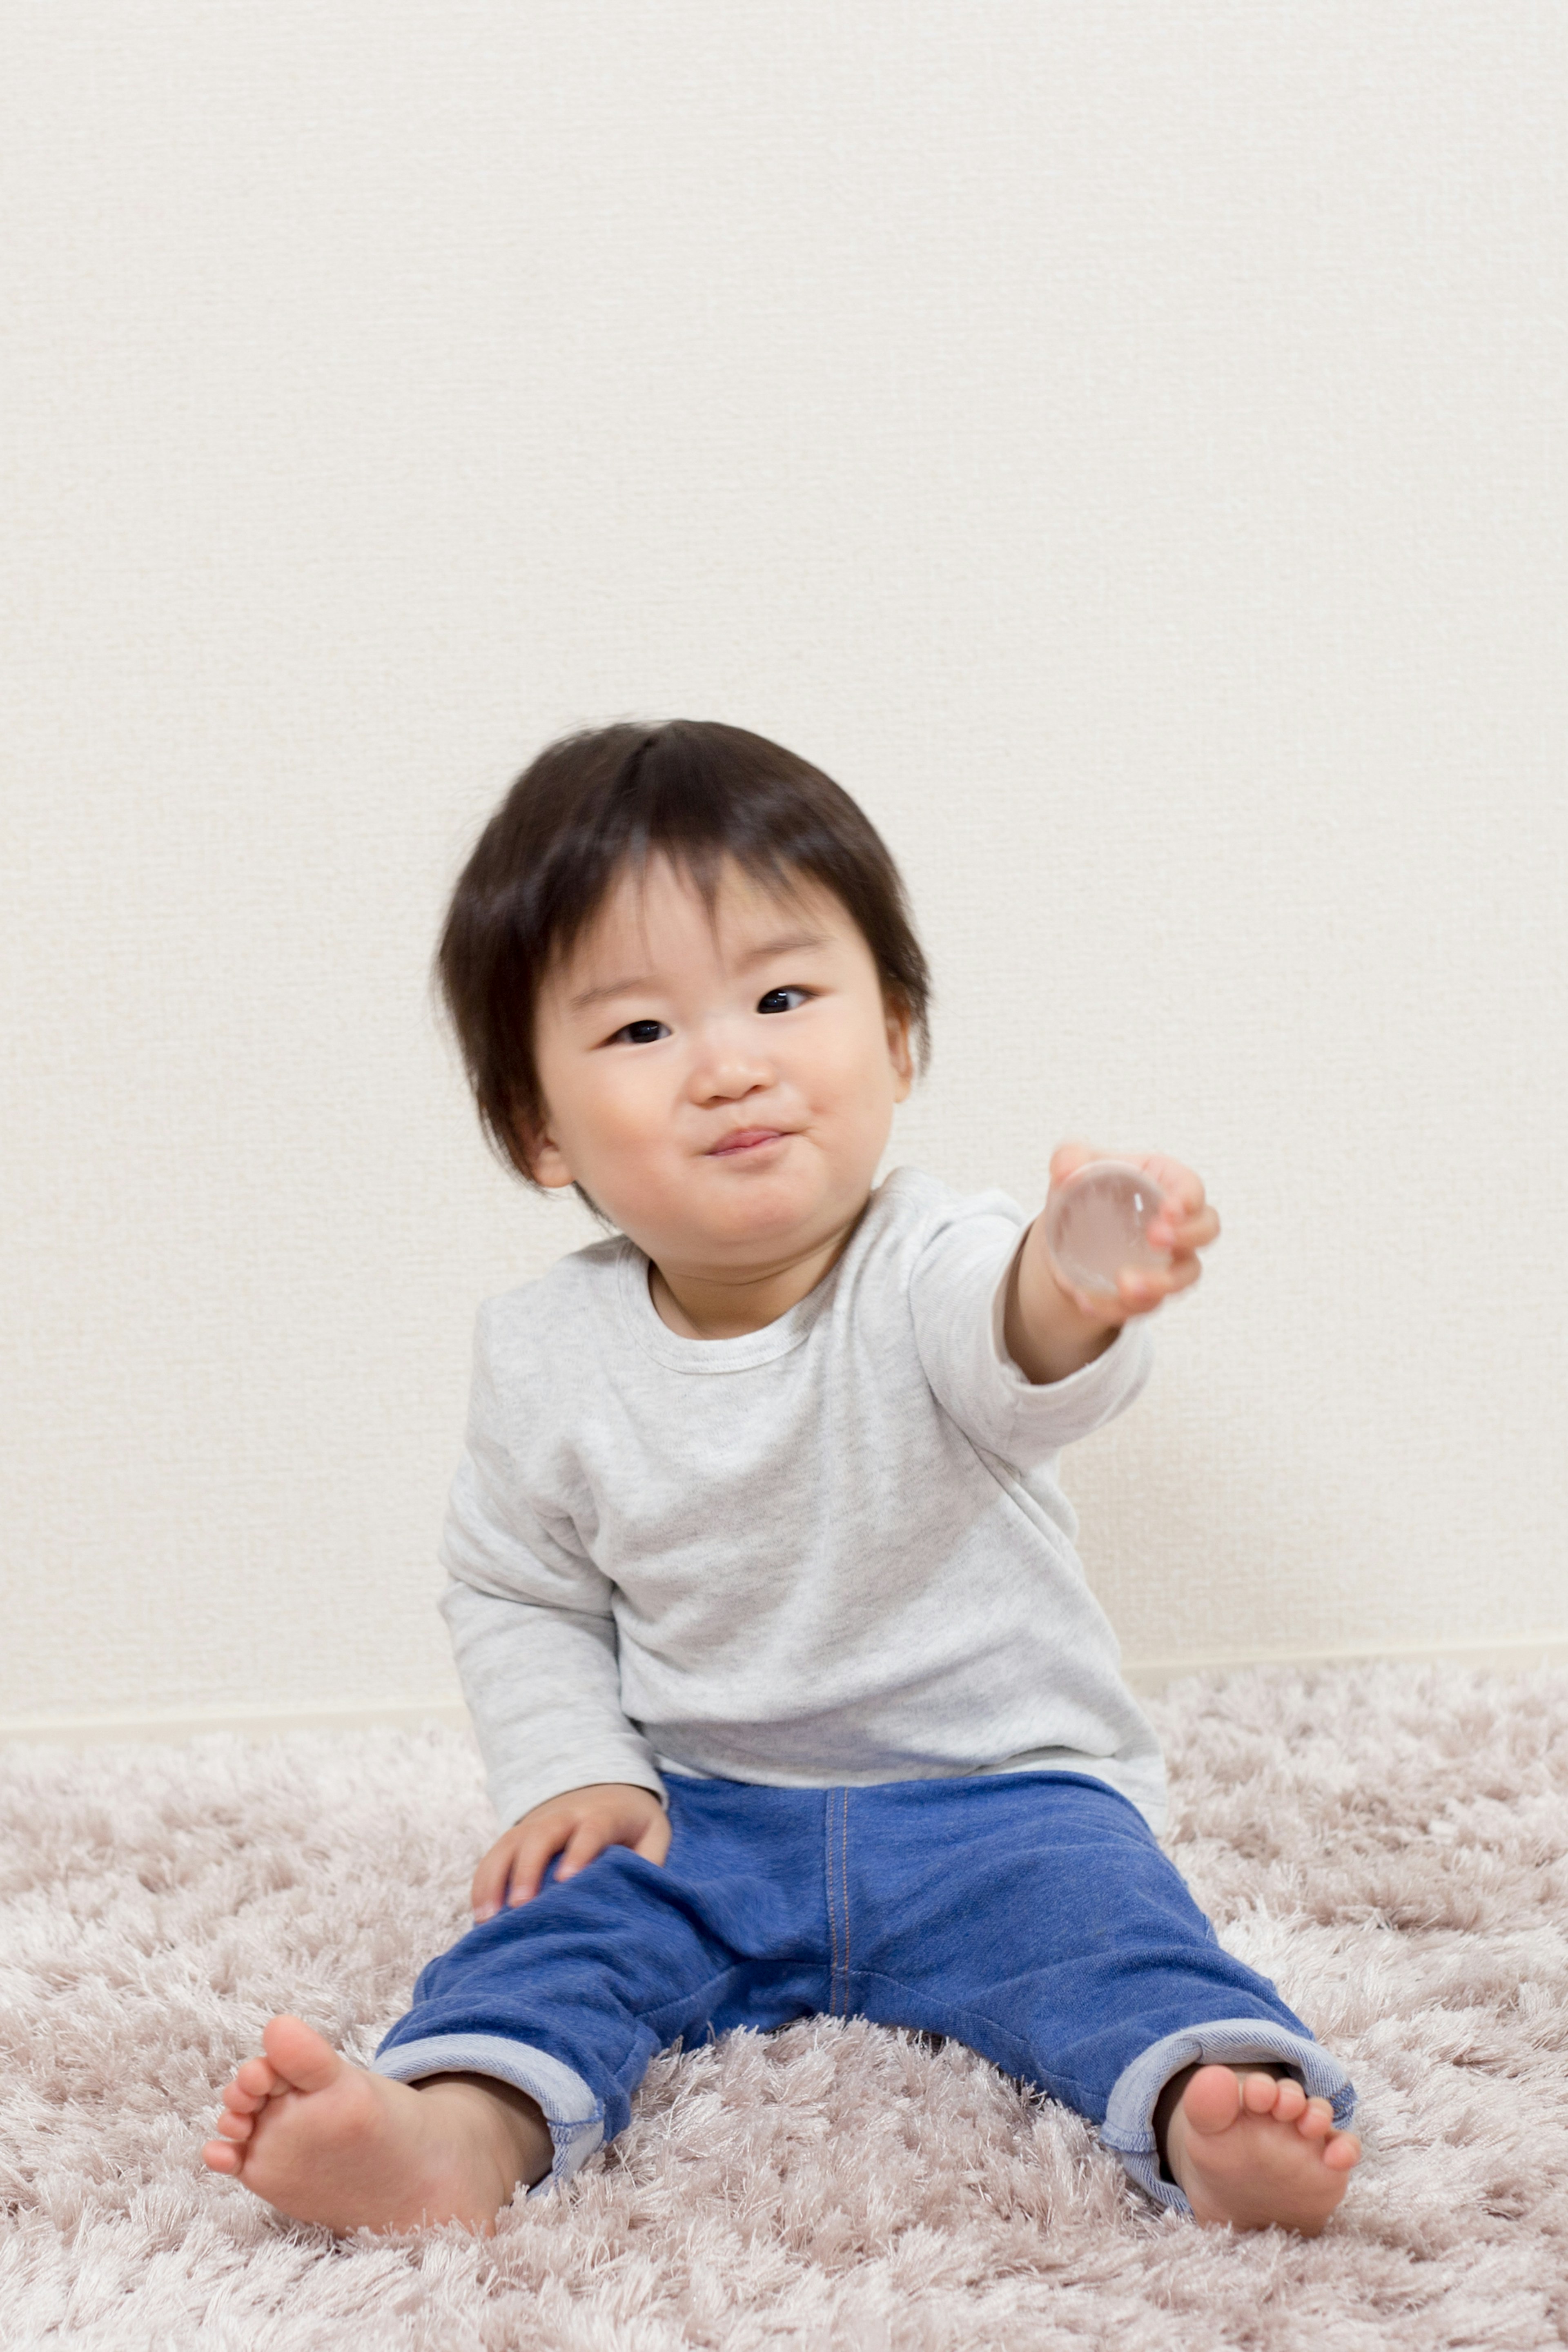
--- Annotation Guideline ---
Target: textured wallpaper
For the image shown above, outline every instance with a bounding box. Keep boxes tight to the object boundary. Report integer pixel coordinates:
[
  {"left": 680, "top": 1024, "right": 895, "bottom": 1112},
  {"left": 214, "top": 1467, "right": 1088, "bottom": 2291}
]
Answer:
[{"left": 3, "top": 2, "right": 1564, "bottom": 1728}]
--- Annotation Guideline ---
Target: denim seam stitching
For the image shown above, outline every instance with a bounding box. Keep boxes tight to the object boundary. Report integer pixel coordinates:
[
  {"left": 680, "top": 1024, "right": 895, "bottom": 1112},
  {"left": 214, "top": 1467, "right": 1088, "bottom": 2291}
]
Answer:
[
  {"left": 839, "top": 1788, "right": 852, "bottom": 2018},
  {"left": 824, "top": 1790, "right": 841, "bottom": 2014}
]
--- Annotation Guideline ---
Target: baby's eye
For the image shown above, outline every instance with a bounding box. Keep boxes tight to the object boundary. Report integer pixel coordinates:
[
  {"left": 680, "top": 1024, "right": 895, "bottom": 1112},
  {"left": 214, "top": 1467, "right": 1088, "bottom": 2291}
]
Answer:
[
  {"left": 609, "top": 1019, "right": 670, "bottom": 1046},
  {"left": 757, "top": 987, "right": 811, "bottom": 1015}
]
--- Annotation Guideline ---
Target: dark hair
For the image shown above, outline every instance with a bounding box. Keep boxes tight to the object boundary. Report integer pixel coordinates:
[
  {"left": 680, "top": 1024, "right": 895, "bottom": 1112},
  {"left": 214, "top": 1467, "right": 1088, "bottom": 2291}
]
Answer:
[{"left": 432, "top": 719, "right": 932, "bottom": 1212}]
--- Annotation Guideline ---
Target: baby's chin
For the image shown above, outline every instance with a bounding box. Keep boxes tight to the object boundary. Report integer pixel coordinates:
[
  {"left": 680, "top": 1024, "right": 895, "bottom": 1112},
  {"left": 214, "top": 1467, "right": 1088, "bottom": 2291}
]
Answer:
[{"left": 626, "top": 1155, "right": 870, "bottom": 1261}]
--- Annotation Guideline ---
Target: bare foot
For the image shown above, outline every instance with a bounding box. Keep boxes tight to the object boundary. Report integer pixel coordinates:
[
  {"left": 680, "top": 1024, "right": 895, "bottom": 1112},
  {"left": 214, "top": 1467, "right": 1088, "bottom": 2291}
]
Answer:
[
  {"left": 1162, "top": 2063, "right": 1361, "bottom": 2235},
  {"left": 200, "top": 2015, "right": 554, "bottom": 2234}
]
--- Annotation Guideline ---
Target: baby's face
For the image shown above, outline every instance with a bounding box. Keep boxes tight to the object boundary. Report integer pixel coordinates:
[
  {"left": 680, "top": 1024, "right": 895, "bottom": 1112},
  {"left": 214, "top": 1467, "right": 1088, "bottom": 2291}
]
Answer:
[{"left": 528, "top": 855, "right": 913, "bottom": 1271}]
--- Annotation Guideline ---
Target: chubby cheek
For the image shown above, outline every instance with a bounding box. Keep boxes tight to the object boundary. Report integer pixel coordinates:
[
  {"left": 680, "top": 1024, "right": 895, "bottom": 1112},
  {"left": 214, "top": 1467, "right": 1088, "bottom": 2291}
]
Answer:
[
  {"left": 568, "top": 1067, "right": 686, "bottom": 1198},
  {"left": 800, "top": 1027, "right": 898, "bottom": 1137}
]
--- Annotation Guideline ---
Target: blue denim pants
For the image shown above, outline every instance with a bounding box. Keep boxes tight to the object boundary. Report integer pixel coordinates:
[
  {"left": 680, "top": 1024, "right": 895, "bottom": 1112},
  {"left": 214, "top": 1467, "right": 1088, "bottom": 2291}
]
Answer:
[{"left": 375, "top": 1770, "right": 1354, "bottom": 2215}]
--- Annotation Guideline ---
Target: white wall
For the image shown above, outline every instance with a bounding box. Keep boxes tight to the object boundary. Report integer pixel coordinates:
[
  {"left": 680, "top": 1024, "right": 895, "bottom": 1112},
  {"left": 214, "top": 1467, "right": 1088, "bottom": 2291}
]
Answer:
[{"left": 3, "top": 2, "right": 1564, "bottom": 1733}]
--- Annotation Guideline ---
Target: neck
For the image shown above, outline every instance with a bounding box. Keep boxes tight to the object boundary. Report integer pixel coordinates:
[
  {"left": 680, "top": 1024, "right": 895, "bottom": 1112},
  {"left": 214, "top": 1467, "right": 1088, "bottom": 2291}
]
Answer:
[{"left": 648, "top": 1212, "right": 865, "bottom": 1340}]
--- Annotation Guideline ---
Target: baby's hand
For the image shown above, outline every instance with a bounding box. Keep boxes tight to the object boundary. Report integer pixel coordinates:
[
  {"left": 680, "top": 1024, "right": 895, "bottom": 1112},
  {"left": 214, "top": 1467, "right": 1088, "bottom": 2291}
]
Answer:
[
  {"left": 1046, "top": 1140, "right": 1221, "bottom": 1321},
  {"left": 470, "top": 1782, "right": 670, "bottom": 1921}
]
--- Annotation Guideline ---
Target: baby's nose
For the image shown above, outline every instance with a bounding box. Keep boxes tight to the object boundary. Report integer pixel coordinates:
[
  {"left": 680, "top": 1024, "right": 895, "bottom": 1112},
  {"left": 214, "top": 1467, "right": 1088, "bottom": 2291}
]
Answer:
[{"left": 690, "top": 1035, "right": 775, "bottom": 1100}]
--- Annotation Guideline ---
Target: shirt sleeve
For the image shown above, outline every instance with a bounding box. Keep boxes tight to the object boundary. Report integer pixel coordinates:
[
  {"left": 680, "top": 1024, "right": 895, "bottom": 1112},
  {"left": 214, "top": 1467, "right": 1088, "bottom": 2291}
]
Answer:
[
  {"left": 437, "top": 1298, "right": 667, "bottom": 1829},
  {"left": 907, "top": 1194, "right": 1154, "bottom": 1466}
]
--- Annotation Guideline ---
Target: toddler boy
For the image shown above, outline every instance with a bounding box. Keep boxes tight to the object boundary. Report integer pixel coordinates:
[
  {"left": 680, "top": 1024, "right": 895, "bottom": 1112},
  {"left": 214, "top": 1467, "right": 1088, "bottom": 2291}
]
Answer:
[{"left": 203, "top": 720, "right": 1360, "bottom": 2236}]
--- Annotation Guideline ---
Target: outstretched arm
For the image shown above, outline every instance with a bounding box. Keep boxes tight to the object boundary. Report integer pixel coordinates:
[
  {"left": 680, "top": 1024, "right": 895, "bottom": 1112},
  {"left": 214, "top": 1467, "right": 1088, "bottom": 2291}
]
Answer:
[{"left": 1004, "top": 1140, "right": 1221, "bottom": 1385}]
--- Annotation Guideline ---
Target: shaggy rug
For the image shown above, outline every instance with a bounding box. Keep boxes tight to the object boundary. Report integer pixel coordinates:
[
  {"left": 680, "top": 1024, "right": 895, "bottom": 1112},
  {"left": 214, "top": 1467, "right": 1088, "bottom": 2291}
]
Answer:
[{"left": 1, "top": 1663, "right": 1565, "bottom": 2350}]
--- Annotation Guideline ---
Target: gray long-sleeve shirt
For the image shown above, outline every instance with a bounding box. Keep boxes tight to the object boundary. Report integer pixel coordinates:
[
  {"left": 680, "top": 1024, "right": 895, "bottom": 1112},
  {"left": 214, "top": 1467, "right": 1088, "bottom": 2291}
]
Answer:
[{"left": 439, "top": 1165, "right": 1167, "bottom": 1835}]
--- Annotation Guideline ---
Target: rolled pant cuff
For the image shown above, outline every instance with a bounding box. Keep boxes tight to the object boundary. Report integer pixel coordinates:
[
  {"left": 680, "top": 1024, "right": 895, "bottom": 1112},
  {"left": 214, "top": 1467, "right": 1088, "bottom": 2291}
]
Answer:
[
  {"left": 372, "top": 2033, "right": 604, "bottom": 2198},
  {"left": 1099, "top": 2019, "right": 1356, "bottom": 2216}
]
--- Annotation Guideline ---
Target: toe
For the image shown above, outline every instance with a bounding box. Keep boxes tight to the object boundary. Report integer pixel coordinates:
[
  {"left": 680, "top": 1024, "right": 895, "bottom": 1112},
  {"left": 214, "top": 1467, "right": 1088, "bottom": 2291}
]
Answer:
[
  {"left": 1324, "top": 2130, "right": 1362, "bottom": 2172},
  {"left": 235, "top": 2057, "right": 278, "bottom": 2100},
  {"left": 214, "top": 2109, "right": 253, "bottom": 2142},
  {"left": 1274, "top": 2078, "right": 1307, "bottom": 2122},
  {"left": 1297, "top": 2098, "right": 1335, "bottom": 2140},
  {"left": 261, "top": 2014, "right": 342, "bottom": 2095},
  {"left": 202, "top": 2139, "right": 243, "bottom": 2175},
  {"left": 1180, "top": 2064, "right": 1243, "bottom": 2135},
  {"left": 1240, "top": 2071, "right": 1278, "bottom": 2115}
]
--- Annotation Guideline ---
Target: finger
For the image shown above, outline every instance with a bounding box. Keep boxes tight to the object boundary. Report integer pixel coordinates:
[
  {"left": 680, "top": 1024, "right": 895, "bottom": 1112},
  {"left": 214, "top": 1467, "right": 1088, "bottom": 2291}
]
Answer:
[
  {"left": 1152, "top": 1203, "right": 1221, "bottom": 1252},
  {"left": 1081, "top": 1149, "right": 1197, "bottom": 1209},
  {"left": 1065, "top": 1286, "right": 1134, "bottom": 1328},
  {"left": 1134, "top": 1260, "right": 1201, "bottom": 1297},
  {"left": 1147, "top": 1158, "right": 1207, "bottom": 1213},
  {"left": 554, "top": 1820, "right": 612, "bottom": 1883},
  {"left": 503, "top": 1829, "right": 563, "bottom": 1908},
  {"left": 1069, "top": 1283, "right": 1125, "bottom": 1321},
  {"left": 1048, "top": 1140, "right": 1102, "bottom": 1188},
  {"left": 1139, "top": 1245, "right": 1207, "bottom": 1288},
  {"left": 1116, "top": 1261, "right": 1202, "bottom": 1313},
  {"left": 471, "top": 1844, "right": 518, "bottom": 1921},
  {"left": 633, "top": 1809, "right": 672, "bottom": 1866},
  {"left": 1138, "top": 1164, "right": 1206, "bottom": 1238},
  {"left": 479, "top": 1823, "right": 563, "bottom": 1913},
  {"left": 1161, "top": 1214, "right": 1222, "bottom": 1251},
  {"left": 1118, "top": 1269, "right": 1162, "bottom": 1308}
]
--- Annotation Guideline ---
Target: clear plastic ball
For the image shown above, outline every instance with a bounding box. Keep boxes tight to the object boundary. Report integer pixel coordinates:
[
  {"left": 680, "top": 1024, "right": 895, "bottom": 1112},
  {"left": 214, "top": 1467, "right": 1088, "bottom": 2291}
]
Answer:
[{"left": 1043, "top": 1160, "right": 1171, "bottom": 1300}]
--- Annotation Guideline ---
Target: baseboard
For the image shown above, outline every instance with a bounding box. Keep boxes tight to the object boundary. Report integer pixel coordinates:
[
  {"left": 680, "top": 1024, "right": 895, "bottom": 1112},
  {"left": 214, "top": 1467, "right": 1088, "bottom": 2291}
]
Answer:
[
  {"left": 2, "top": 1634, "right": 1565, "bottom": 1746},
  {"left": 1120, "top": 1631, "right": 1568, "bottom": 1696},
  {"left": 0, "top": 1697, "right": 474, "bottom": 1748}
]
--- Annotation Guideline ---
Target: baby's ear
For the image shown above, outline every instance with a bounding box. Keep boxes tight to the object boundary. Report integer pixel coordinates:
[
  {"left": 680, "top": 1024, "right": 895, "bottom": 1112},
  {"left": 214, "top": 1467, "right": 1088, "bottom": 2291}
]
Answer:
[
  {"left": 513, "top": 1107, "right": 574, "bottom": 1191},
  {"left": 885, "top": 998, "right": 915, "bottom": 1098}
]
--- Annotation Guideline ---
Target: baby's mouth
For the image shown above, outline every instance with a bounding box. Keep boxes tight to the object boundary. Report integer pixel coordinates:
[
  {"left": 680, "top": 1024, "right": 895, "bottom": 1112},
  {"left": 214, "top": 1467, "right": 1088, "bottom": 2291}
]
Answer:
[{"left": 708, "top": 1129, "right": 788, "bottom": 1156}]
